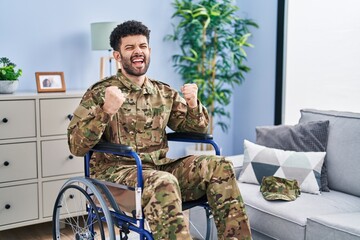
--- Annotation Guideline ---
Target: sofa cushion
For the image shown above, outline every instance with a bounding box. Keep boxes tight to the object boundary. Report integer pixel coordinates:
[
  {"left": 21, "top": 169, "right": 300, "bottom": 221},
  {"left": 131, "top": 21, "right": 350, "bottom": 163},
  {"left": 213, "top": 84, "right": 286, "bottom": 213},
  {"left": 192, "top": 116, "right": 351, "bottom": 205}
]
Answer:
[
  {"left": 240, "top": 140, "right": 325, "bottom": 194},
  {"left": 256, "top": 120, "right": 330, "bottom": 191},
  {"left": 237, "top": 182, "right": 360, "bottom": 240},
  {"left": 299, "top": 109, "right": 360, "bottom": 197},
  {"left": 306, "top": 213, "right": 360, "bottom": 240}
]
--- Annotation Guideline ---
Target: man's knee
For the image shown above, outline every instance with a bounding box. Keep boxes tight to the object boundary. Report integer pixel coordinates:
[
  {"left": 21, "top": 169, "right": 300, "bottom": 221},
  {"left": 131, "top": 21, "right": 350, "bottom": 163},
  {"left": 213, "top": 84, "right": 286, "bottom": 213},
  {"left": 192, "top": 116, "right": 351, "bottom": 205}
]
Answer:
[
  {"left": 156, "top": 171, "right": 178, "bottom": 185},
  {"left": 206, "top": 156, "right": 234, "bottom": 173},
  {"left": 147, "top": 171, "right": 181, "bottom": 197}
]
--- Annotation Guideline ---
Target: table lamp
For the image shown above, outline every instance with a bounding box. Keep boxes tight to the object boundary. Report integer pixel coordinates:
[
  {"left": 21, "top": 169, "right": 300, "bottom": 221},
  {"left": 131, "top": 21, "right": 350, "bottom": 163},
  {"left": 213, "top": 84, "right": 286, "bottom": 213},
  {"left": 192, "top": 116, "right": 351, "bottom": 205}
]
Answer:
[{"left": 91, "top": 22, "right": 121, "bottom": 79}]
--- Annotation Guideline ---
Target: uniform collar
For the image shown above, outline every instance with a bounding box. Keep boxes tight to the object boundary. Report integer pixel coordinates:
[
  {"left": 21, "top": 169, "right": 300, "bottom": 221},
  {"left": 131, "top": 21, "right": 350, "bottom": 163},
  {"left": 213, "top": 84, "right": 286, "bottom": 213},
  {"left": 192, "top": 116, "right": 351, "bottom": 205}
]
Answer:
[{"left": 116, "top": 69, "right": 156, "bottom": 95}]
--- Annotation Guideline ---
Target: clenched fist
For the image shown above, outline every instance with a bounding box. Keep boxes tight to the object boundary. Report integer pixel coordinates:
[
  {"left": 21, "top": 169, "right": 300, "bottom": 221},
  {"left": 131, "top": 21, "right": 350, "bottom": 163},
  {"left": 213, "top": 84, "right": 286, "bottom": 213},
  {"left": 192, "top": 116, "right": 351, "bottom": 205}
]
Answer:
[
  {"left": 181, "top": 83, "right": 198, "bottom": 109},
  {"left": 102, "top": 86, "right": 126, "bottom": 115}
]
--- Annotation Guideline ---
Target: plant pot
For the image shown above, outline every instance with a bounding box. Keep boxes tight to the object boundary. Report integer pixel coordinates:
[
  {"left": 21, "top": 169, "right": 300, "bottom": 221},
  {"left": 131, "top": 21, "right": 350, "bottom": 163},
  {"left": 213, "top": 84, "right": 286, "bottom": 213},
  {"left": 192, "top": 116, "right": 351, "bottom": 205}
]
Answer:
[
  {"left": 185, "top": 144, "right": 221, "bottom": 156},
  {"left": 0, "top": 80, "right": 19, "bottom": 94}
]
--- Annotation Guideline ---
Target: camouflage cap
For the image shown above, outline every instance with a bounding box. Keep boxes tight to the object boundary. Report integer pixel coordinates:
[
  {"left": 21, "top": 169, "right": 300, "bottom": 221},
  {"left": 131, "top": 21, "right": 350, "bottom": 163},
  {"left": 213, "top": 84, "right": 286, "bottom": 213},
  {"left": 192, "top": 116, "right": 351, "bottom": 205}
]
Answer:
[{"left": 260, "top": 176, "right": 301, "bottom": 201}]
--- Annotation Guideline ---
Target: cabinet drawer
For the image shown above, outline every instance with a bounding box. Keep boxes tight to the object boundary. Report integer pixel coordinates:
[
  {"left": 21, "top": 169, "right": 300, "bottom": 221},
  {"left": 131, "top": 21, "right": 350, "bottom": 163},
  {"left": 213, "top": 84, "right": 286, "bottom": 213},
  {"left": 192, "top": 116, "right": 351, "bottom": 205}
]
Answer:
[
  {"left": 0, "top": 184, "right": 38, "bottom": 226},
  {"left": 0, "top": 142, "right": 37, "bottom": 183},
  {"left": 43, "top": 179, "right": 85, "bottom": 218},
  {"left": 0, "top": 100, "right": 36, "bottom": 140},
  {"left": 41, "top": 139, "right": 83, "bottom": 177},
  {"left": 40, "top": 98, "right": 80, "bottom": 136}
]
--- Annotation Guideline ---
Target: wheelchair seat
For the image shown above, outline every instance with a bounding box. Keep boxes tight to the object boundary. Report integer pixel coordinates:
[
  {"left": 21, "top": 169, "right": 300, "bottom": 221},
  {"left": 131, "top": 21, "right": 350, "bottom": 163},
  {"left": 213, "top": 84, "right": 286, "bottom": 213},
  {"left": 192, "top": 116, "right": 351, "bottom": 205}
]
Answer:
[{"left": 52, "top": 132, "right": 220, "bottom": 240}]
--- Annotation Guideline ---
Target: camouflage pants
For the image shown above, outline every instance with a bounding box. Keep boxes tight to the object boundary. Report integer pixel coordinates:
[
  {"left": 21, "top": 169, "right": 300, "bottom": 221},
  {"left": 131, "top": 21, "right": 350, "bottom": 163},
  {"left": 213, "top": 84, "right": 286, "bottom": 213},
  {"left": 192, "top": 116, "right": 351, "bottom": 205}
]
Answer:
[{"left": 93, "top": 155, "right": 252, "bottom": 240}]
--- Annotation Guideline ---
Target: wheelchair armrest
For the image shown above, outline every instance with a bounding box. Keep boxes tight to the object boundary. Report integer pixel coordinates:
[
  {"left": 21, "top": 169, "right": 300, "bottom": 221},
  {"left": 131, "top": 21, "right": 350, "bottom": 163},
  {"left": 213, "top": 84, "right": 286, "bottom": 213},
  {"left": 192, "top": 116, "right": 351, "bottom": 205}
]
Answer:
[
  {"left": 166, "top": 132, "right": 221, "bottom": 156},
  {"left": 91, "top": 133, "right": 213, "bottom": 154},
  {"left": 85, "top": 141, "right": 144, "bottom": 189},
  {"left": 166, "top": 132, "right": 213, "bottom": 141},
  {"left": 91, "top": 141, "right": 133, "bottom": 155}
]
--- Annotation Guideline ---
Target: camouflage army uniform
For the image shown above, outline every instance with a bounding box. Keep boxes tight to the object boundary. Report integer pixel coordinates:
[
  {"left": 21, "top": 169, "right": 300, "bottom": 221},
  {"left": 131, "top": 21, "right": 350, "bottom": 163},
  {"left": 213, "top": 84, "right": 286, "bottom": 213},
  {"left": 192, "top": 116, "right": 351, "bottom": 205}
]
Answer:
[{"left": 68, "top": 70, "right": 251, "bottom": 240}]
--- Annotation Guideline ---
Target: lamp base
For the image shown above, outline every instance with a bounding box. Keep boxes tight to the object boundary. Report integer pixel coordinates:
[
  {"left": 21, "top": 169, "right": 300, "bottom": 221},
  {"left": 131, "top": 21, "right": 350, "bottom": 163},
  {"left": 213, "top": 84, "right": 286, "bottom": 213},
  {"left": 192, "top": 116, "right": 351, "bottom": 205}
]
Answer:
[{"left": 100, "top": 56, "right": 121, "bottom": 80}]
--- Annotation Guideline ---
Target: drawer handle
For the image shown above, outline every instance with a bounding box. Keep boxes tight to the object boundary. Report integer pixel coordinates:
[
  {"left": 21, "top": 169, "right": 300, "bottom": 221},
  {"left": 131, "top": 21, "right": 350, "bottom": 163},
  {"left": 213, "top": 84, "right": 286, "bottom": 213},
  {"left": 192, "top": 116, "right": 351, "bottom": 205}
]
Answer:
[
  {"left": 69, "top": 194, "right": 74, "bottom": 199},
  {"left": 68, "top": 155, "right": 74, "bottom": 160},
  {"left": 3, "top": 161, "right": 10, "bottom": 166},
  {"left": 5, "top": 204, "right": 11, "bottom": 210},
  {"left": 67, "top": 114, "right": 73, "bottom": 120},
  {"left": 2, "top": 118, "right": 8, "bottom": 123}
]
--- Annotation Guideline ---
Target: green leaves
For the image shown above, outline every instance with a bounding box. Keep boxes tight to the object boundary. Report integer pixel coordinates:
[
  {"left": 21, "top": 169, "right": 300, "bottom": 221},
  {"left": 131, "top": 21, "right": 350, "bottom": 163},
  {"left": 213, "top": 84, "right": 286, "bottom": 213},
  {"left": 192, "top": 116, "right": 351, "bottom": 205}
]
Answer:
[
  {"left": 0, "top": 57, "right": 22, "bottom": 80},
  {"left": 165, "top": 0, "right": 258, "bottom": 133},
  {"left": 0, "top": 57, "right": 11, "bottom": 66}
]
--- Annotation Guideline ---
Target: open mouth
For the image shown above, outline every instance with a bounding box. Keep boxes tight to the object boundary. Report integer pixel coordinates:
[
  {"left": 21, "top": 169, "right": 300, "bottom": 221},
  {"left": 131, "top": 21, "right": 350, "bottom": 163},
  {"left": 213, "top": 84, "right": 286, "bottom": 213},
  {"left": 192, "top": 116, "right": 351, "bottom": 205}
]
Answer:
[{"left": 132, "top": 57, "right": 144, "bottom": 67}]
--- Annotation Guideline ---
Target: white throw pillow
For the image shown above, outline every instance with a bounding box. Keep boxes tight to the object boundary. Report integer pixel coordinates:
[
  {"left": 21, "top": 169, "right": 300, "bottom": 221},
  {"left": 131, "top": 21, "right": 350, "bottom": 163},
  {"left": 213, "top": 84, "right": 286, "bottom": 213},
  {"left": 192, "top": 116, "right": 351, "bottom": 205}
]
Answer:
[{"left": 239, "top": 140, "right": 326, "bottom": 194}]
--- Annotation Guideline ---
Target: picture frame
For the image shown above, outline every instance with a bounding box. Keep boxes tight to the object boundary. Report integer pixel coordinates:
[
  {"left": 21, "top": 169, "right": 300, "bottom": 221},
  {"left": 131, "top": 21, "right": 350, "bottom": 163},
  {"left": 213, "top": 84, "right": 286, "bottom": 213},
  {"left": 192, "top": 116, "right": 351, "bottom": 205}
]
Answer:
[{"left": 35, "top": 72, "right": 66, "bottom": 93}]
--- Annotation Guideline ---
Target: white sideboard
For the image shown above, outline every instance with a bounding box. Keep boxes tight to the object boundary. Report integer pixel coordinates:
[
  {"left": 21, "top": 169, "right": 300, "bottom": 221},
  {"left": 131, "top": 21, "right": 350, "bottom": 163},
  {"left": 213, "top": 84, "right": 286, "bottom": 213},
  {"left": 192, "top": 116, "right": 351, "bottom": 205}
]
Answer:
[{"left": 0, "top": 91, "right": 85, "bottom": 230}]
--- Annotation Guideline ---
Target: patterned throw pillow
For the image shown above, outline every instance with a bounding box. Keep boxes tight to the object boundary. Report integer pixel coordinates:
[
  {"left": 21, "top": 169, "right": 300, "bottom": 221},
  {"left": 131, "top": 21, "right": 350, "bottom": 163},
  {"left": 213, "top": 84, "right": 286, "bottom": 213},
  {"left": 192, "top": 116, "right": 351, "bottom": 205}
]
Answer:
[
  {"left": 255, "top": 120, "right": 330, "bottom": 191},
  {"left": 239, "top": 140, "right": 326, "bottom": 194}
]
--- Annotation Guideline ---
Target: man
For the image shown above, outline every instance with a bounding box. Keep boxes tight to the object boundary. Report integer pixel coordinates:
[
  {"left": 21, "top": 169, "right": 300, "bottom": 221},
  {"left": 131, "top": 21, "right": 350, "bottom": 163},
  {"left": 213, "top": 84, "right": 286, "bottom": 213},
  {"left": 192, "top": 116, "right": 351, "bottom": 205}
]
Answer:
[{"left": 68, "top": 20, "right": 251, "bottom": 240}]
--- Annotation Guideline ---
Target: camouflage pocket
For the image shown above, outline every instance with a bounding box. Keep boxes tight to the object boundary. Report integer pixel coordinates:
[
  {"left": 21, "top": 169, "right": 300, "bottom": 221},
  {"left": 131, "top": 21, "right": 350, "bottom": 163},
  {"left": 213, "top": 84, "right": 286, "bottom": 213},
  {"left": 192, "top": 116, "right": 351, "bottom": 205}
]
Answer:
[{"left": 73, "top": 105, "right": 91, "bottom": 119}]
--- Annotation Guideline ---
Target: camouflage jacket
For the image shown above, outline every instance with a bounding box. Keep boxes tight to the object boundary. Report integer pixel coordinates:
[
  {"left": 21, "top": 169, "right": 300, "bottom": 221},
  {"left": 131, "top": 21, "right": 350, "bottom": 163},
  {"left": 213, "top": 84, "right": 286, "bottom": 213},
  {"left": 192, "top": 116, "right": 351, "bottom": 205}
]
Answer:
[{"left": 68, "top": 70, "right": 209, "bottom": 165}]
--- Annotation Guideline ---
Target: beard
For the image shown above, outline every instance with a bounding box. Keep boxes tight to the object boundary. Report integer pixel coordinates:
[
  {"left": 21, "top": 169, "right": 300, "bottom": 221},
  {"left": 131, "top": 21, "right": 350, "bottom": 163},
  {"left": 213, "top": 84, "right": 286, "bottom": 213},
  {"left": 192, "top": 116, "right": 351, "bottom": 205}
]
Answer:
[{"left": 120, "top": 52, "right": 150, "bottom": 77}]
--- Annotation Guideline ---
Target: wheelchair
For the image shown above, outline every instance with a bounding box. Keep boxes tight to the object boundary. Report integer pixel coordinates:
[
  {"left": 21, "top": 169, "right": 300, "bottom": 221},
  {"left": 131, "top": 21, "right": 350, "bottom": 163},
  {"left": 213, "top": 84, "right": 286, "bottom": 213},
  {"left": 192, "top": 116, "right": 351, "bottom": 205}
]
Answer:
[{"left": 52, "top": 132, "right": 221, "bottom": 240}]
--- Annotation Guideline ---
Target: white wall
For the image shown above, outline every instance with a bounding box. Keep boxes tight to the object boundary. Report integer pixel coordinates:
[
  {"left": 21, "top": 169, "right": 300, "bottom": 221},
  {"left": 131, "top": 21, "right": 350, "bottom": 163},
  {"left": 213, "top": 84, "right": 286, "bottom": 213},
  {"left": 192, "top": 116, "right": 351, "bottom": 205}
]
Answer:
[{"left": 283, "top": 0, "right": 360, "bottom": 124}]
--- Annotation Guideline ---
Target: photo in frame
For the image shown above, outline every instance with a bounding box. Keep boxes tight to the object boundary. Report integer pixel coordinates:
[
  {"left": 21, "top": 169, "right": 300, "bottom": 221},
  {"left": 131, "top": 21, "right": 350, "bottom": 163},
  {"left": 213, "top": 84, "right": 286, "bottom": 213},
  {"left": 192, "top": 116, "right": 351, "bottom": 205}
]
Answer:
[{"left": 35, "top": 72, "right": 66, "bottom": 93}]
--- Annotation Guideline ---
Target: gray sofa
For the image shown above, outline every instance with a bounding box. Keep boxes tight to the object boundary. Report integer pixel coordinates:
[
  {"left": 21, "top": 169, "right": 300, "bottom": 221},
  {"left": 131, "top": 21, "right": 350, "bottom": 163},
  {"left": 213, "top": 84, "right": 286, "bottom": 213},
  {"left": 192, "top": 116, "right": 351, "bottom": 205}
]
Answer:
[{"left": 190, "top": 109, "right": 360, "bottom": 239}]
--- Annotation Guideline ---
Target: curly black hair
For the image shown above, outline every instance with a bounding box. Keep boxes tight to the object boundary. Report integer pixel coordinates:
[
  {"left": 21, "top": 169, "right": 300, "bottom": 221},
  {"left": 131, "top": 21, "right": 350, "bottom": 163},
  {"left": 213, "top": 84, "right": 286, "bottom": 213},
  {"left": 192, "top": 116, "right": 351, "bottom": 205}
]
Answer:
[{"left": 110, "top": 20, "right": 151, "bottom": 51}]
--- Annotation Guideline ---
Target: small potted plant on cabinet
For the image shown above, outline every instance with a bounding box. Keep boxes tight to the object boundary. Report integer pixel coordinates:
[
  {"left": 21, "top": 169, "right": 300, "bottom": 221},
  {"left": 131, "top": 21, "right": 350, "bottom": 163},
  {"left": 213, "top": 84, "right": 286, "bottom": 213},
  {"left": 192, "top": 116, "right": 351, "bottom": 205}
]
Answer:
[
  {"left": 165, "top": 0, "right": 258, "bottom": 153},
  {"left": 0, "top": 57, "right": 22, "bottom": 94}
]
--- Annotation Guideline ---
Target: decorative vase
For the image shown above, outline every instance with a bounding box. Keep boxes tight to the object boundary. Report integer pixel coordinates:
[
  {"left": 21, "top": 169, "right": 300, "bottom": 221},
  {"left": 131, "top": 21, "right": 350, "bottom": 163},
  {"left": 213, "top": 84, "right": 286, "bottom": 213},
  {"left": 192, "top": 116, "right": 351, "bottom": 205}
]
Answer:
[{"left": 0, "top": 80, "right": 19, "bottom": 94}]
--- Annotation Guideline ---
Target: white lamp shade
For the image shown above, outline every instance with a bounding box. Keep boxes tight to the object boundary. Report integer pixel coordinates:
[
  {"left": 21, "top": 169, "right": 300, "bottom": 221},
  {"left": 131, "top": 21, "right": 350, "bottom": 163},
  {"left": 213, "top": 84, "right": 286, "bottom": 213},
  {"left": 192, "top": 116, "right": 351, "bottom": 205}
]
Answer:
[{"left": 91, "top": 22, "right": 119, "bottom": 50}]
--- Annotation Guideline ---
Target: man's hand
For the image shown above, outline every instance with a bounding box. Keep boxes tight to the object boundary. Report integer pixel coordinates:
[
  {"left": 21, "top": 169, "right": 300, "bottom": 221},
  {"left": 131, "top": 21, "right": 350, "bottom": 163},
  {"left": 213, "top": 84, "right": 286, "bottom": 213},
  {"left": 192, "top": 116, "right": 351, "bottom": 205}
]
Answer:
[
  {"left": 102, "top": 86, "right": 126, "bottom": 115},
  {"left": 181, "top": 83, "right": 198, "bottom": 109}
]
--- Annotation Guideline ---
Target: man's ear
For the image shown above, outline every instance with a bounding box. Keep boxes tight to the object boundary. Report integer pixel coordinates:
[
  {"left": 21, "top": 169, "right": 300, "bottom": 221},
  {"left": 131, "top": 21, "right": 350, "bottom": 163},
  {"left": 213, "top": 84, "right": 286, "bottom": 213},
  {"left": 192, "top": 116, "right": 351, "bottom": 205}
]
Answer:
[{"left": 113, "top": 51, "right": 121, "bottom": 62}]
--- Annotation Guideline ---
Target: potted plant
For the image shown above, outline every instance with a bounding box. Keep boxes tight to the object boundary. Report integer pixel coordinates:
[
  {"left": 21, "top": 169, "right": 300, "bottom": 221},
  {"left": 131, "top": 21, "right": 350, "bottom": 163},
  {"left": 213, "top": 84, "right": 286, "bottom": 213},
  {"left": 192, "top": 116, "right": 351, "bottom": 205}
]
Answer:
[
  {"left": 165, "top": 0, "right": 258, "bottom": 152},
  {"left": 0, "top": 57, "right": 22, "bottom": 94}
]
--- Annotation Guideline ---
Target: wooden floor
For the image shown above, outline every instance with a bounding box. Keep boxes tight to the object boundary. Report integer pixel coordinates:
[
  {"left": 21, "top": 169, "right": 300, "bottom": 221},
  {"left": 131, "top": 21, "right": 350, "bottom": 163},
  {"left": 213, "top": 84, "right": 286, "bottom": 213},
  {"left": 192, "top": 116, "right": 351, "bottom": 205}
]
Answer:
[
  {"left": 0, "top": 221, "right": 117, "bottom": 240},
  {"left": 0, "top": 221, "right": 137, "bottom": 240},
  {"left": 0, "top": 212, "right": 192, "bottom": 239},
  {"left": 0, "top": 222, "right": 54, "bottom": 240}
]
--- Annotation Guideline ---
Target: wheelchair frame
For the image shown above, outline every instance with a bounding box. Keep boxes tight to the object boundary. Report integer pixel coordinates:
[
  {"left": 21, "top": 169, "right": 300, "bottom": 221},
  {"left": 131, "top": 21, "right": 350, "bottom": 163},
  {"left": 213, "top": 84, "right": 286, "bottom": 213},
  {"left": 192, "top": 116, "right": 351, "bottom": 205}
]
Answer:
[{"left": 52, "top": 132, "right": 220, "bottom": 240}]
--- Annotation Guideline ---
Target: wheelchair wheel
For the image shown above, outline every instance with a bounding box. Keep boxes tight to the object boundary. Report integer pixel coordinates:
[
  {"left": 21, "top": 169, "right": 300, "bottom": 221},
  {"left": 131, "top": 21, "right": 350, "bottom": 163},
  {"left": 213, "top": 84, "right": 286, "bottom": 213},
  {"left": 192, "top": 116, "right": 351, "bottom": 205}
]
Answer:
[{"left": 52, "top": 177, "right": 116, "bottom": 240}]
